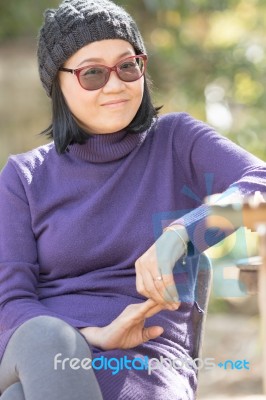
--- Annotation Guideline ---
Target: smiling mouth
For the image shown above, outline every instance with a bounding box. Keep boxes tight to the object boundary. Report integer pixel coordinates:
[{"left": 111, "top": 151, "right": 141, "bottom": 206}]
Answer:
[{"left": 101, "top": 99, "right": 129, "bottom": 106}]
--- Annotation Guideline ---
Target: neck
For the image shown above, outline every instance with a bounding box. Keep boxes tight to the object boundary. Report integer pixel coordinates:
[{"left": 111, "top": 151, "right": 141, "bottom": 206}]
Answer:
[{"left": 68, "top": 130, "right": 148, "bottom": 163}]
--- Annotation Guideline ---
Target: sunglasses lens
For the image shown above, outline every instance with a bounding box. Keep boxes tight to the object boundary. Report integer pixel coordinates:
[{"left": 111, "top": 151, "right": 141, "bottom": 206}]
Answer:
[
  {"left": 79, "top": 67, "right": 109, "bottom": 90},
  {"left": 118, "top": 57, "right": 145, "bottom": 82},
  {"left": 77, "top": 56, "right": 146, "bottom": 90}
]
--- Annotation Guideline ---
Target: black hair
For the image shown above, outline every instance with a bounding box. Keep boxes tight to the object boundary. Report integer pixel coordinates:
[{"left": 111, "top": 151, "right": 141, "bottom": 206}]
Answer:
[{"left": 41, "top": 76, "right": 161, "bottom": 154}]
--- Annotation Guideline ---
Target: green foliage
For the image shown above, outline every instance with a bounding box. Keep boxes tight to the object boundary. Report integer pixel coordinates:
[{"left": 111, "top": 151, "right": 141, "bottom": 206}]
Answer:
[
  {"left": 1, "top": 0, "right": 266, "bottom": 159},
  {"left": 0, "top": 1, "right": 60, "bottom": 40},
  {"left": 117, "top": 0, "right": 266, "bottom": 159}
]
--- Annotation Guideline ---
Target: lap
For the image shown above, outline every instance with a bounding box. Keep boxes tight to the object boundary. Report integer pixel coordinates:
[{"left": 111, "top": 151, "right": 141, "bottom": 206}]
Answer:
[
  {"left": 0, "top": 316, "right": 92, "bottom": 395},
  {"left": 0, "top": 316, "right": 196, "bottom": 399}
]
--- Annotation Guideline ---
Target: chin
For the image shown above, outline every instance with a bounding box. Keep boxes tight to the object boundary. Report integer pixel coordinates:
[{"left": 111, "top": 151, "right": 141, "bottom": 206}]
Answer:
[{"left": 99, "top": 123, "right": 130, "bottom": 134}]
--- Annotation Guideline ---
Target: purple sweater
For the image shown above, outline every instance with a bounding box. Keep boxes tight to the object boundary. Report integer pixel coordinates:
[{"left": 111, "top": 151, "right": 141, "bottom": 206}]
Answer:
[{"left": 0, "top": 112, "right": 265, "bottom": 399}]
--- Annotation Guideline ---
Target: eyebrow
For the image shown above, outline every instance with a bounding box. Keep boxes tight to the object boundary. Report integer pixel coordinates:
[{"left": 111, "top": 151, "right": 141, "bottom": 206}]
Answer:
[{"left": 76, "top": 51, "right": 135, "bottom": 67}]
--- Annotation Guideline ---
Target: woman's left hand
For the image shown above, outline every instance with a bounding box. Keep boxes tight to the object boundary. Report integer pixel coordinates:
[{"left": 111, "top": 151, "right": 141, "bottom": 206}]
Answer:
[
  {"left": 135, "top": 225, "right": 188, "bottom": 310},
  {"left": 80, "top": 299, "right": 165, "bottom": 350}
]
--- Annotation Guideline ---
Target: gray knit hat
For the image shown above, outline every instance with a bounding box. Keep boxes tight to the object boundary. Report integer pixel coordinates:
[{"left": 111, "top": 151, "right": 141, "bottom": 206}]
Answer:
[{"left": 37, "top": 0, "right": 146, "bottom": 97}]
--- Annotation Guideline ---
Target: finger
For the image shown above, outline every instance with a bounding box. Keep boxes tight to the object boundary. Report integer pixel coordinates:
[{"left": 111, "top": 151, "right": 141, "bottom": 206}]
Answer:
[
  {"left": 156, "top": 273, "right": 180, "bottom": 305},
  {"left": 138, "top": 263, "right": 174, "bottom": 307},
  {"left": 135, "top": 270, "right": 145, "bottom": 295},
  {"left": 137, "top": 268, "right": 179, "bottom": 311},
  {"left": 137, "top": 253, "right": 179, "bottom": 307},
  {"left": 146, "top": 270, "right": 175, "bottom": 307},
  {"left": 135, "top": 260, "right": 151, "bottom": 296},
  {"left": 136, "top": 271, "right": 167, "bottom": 309},
  {"left": 122, "top": 300, "right": 176, "bottom": 326},
  {"left": 138, "top": 299, "right": 176, "bottom": 319},
  {"left": 135, "top": 249, "right": 177, "bottom": 308},
  {"left": 134, "top": 298, "right": 164, "bottom": 318},
  {"left": 121, "top": 299, "right": 160, "bottom": 323},
  {"left": 142, "top": 326, "right": 164, "bottom": 342},
  {"left": 144, "top": 303, "right": 166, "bottom": 318},
  {"left": 153, "top": 277, "right": 180, "bottom": 309}
]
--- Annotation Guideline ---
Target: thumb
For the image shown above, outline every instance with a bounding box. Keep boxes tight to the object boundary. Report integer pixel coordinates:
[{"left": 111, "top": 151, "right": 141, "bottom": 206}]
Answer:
[{"left": 142, "top": 326, "right": 164, "bottom": 342}]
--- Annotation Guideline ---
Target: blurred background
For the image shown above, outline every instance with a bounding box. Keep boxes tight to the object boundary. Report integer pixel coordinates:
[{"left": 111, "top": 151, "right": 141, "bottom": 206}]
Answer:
[{"left": 1, "top": 0, "right": 266, "bottom": 398}]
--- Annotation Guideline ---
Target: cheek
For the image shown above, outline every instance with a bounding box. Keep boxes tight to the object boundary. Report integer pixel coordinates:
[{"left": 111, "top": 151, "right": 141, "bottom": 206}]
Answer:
[
  {"left": 59, "top": 77, "right": 76, "bottom": 109},
  {"left": 59, "top": 73, "right": 81, "bottom": 102},
  {"left": 133, "top": 80, "right": 144, "bottom": 108},
  {"left": 60, "top": 79, "right": 96, "bottom": 116}
]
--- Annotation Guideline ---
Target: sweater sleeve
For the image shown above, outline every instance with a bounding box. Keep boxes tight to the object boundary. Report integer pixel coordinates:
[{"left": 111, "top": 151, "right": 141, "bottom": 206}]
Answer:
[
  {"left": 169, "top": 113, "right": 266, "bottom": 253},
  {"left": 0, "top": 160, "right": 79, "bottom": 332}
]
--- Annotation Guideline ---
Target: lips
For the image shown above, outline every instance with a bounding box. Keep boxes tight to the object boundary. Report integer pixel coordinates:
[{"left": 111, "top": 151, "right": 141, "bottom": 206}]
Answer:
[{"left": 101, "top": 99, "right": 129, "bottom": 106}]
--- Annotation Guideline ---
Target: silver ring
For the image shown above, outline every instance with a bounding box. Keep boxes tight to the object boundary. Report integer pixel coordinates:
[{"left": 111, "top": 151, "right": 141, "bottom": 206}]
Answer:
[{"left": 154, "top": 275, "right": 163, "bottom": 281}]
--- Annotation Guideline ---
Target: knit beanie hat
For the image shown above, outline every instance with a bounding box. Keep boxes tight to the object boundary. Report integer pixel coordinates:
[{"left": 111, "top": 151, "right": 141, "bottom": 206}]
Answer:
[{"left": 37, "top": 0, "right": 146, "bottom": 97}]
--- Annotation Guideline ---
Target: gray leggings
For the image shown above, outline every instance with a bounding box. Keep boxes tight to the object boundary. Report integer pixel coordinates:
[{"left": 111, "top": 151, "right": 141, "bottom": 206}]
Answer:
[{"left": 0, "top": 316, "right": 104, "bottom": 400}]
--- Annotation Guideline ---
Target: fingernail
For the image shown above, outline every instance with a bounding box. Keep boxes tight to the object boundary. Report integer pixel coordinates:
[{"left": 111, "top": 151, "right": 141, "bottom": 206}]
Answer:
[{"left": 174, "top": 296, "right": 179, "bottom": 302}]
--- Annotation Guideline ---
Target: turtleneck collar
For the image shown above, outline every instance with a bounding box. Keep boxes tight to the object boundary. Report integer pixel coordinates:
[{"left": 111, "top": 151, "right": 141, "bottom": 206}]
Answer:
[{"left": 68, "top": 130, "right": 148, "bottom": 163}]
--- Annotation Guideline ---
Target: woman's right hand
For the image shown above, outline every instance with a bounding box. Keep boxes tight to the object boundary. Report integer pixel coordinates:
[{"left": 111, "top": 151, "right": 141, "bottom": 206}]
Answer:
[
  {"left": 135, "top": 224, "right": 188, "bottom": 308},
  {"left": 80, "top": 299, "right": 165, "bottom": 350}
]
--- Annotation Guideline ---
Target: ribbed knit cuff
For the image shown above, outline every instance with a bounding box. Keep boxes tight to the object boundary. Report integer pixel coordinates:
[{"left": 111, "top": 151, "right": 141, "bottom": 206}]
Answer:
[{"left": 170, "top": 204, "right": 239, "bottom": 255}]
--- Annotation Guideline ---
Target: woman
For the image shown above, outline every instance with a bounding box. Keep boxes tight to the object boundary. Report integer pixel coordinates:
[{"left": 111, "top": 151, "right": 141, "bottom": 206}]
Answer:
[{"left": 0, "top": 0, "right": 265, "bottom": 399}]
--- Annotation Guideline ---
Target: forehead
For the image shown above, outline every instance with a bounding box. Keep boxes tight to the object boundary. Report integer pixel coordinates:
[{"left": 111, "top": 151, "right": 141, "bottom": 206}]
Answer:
[{"left": 64, "top": 39, "right": 136, "bottom": 67}]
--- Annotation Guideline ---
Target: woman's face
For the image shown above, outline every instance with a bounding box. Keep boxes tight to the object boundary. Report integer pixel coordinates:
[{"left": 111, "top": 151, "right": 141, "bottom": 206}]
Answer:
[{"left": 59, "top": 39, "right": 144, "bottom": 135}]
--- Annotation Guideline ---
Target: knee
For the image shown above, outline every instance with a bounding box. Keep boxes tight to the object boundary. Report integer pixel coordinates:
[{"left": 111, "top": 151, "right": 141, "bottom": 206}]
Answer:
[
  {"left": 0, "top": 382, "right": 23, "bottom": 400},
  {"left": 10, "top": 316, "right": 92, "bottom": 359}
]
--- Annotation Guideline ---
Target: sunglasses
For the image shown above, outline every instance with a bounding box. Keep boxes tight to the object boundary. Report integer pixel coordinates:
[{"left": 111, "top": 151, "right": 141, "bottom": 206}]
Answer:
[{"left": 59, "top": 54, "right": 148, "bottom": 91}]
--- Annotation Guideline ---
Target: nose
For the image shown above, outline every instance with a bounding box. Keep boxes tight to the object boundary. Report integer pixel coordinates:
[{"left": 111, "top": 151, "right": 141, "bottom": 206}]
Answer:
[{"left": 102, "top": 70, "right": 126, "bottom": 93}]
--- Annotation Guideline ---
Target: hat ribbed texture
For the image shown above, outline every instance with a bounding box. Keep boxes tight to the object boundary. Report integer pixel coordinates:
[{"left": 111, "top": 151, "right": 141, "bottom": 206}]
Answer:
[{"left": 37, "top": 0, "right": 146, "bottom": 97}]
